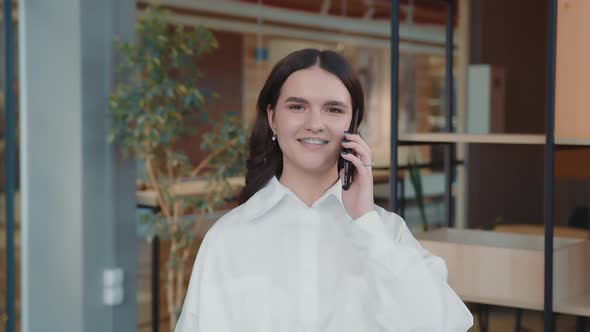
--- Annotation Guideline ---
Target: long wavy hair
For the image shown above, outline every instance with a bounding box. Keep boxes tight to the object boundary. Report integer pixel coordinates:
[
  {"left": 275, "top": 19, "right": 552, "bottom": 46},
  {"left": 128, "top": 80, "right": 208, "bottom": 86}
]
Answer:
[{"left": 238, "top": 49, "right": 365, "bottom": 204}]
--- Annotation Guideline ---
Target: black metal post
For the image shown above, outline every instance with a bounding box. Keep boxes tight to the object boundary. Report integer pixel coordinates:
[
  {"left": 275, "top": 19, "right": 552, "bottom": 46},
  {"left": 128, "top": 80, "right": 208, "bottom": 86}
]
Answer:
[
  {"left": 2, "top": 0, "right": 16, "bottom": 331},
  {"left": 139, "top": 204, "right": 161, "bottom": 332},
  {"left": 443, "top": 0, "right": 455, "bottom": 227},
  {"left": 444, "top": 0, "right": 454, "bottom": 135},
  {"left": 152, "top": 236, "right": 159, "bottom": 332},
  {"left": 515, "top": 308, "right": 523, "bottom": 332},
  {"left": 544, "top": 0, "right": 557, "bottom": 331},
  {"left": 389, "top": 0, "right": 400, "bottom": 213}
]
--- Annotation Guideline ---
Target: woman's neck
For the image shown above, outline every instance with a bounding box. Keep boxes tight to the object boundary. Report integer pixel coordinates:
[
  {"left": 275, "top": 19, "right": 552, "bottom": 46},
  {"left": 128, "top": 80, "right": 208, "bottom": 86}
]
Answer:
[{"left": 279, "top": 163, "right": 339, "bottom": 207}]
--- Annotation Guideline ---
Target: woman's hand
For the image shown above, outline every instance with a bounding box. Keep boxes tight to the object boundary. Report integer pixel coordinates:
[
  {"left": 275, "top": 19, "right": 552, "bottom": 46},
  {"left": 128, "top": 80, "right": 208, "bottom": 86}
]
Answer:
[{"left": 339, "top": 132, "right": 375, "bottom": 220}]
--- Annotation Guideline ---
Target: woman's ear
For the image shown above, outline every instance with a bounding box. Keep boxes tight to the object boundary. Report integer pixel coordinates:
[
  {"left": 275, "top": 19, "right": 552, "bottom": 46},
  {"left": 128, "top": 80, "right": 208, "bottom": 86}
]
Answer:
[{"left": 266, "top": 105, "right": 275, "bottom": 133}]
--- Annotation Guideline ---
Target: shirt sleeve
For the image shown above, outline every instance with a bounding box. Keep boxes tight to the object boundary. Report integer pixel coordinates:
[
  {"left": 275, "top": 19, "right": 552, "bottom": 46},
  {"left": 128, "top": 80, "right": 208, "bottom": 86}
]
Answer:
[{"left": 346, "top": 209, "right": 473, "bottom": 332}]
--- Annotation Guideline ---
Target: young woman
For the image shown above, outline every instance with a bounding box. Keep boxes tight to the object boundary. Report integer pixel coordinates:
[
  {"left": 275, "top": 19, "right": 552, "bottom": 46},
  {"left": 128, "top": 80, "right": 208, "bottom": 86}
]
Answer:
[{"left": 176, "top": 49, "right": 473, "bottom": 332}]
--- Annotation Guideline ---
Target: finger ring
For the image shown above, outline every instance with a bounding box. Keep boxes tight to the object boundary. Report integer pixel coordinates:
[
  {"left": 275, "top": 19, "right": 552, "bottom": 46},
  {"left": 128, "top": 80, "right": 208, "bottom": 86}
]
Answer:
[{"left": 364, "top": 162, "right": 375, "bottom": 167}]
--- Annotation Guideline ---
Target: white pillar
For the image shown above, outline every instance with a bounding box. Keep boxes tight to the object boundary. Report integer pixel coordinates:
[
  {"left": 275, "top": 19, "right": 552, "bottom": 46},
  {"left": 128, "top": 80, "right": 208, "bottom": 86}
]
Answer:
[{"left": 18, "top": 0, "right": 137, "bottom": 331}]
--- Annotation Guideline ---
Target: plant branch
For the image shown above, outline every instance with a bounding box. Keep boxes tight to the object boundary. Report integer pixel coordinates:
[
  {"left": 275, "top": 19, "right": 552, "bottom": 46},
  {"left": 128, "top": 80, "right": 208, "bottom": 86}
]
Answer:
[
  {"left": 175, "top": 245, "right": 192, "bottom": 312},
  {"left": 166, "top": 148, "right": 175, "bottom": 182},
  {"left": 190, "top": 137, "right": 238, "bottom": 177},
  {"left": 166, "top": 261, "right": 176, "bottom": 332},
  {"left": 146, "top": 156, "right": 173, "bottom": 221}
]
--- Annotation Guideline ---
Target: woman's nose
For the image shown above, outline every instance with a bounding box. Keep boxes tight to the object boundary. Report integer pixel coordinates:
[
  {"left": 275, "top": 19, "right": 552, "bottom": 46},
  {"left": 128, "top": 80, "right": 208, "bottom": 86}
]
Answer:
[{"left": 304, "top": 110, "right": 325, "bottom": 132}]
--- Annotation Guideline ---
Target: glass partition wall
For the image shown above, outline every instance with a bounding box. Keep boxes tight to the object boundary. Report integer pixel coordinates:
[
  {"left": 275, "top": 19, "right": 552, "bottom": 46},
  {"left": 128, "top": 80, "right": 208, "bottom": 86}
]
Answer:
[{"left": 133, "top": 1, "right": 452, "bottom": 330}]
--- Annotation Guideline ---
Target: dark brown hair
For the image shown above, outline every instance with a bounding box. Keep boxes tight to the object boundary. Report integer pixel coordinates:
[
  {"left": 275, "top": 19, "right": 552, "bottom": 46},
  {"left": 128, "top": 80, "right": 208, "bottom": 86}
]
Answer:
[{"left": 238, "top": 49, "right": 365, "bottom": 204}]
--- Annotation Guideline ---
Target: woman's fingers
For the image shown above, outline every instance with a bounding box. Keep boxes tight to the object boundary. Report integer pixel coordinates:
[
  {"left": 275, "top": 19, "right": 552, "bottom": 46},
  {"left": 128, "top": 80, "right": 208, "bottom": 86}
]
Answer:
[
  {"left": 340, "top": 151, "right": 370, "bottom": 178},
  {"left": 344, "top": 133, "right": 371, "bottom": 155},
  {"left": 341, "top": 142, "right": 372, "bottom": 168}
]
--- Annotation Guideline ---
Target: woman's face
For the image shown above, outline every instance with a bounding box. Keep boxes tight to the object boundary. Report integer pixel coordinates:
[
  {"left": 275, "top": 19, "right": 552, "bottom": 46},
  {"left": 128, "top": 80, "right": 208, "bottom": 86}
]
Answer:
[{"left": 267, "top": 65, "right": 353, "bottom": 175}]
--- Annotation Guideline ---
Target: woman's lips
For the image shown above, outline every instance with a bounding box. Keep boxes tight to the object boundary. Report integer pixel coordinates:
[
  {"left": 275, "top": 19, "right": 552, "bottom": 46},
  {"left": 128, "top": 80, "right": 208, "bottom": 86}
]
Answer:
[{"left": 297, "top": 139, "right": 329, "bottom": 150}]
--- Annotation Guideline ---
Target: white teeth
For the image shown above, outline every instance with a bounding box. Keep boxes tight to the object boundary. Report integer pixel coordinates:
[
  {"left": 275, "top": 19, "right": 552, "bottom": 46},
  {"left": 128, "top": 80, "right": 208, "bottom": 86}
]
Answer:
[{"left": 300, "top": 138, "right": 328, "bottom": 145}]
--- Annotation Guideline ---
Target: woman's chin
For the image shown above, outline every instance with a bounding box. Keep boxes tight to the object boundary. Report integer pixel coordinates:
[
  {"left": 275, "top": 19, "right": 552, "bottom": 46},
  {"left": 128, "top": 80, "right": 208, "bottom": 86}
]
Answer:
[{"left": 295, "top": 160, "right": 337, "bottom": 174}]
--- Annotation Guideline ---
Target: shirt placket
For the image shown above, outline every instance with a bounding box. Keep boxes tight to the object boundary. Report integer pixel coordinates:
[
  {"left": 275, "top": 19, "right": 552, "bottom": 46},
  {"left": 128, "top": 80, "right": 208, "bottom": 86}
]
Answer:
[{"left": 298, "top": 208, "right": 320, "bottom": 331}]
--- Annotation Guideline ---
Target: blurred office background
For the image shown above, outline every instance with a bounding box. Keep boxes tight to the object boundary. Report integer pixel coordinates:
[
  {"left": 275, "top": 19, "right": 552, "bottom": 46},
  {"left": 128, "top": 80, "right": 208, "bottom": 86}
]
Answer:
[{"left": 1, "top": 0, "right": 589, "bottom": 331}]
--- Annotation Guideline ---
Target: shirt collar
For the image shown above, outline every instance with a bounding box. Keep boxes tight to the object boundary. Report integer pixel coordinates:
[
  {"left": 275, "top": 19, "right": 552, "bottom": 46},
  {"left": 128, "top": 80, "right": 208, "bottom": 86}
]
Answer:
[{"left": 241, "top": 175, "right": 344, "bottom": 222}]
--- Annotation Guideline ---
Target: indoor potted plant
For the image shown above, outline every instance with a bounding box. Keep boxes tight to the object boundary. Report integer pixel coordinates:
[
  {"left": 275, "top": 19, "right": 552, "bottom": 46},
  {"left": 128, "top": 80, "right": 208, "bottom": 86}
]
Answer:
[{"left": 108, "top": 5, "right": 248, "bottom": 330}]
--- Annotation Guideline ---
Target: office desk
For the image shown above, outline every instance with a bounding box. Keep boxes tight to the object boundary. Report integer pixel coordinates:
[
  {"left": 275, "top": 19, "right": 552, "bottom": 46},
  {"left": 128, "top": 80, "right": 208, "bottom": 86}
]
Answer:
[
  {"left": 494, "top": 224, "right": 589, "bottom": 239},
  {"left": 416, "top": 228, "right": 590, "bottom": 317},
  {"left": 136, "top": 176, "right": 245, "bottom": 208},
  {"left": 136, "top": 171, "right": 402, "bottom": 209}
]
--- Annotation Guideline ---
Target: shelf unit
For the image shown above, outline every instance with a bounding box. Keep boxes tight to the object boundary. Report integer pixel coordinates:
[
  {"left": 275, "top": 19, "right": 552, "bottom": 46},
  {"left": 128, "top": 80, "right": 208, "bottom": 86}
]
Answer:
[
  {"left": 399, "top": 133, "right": 590, "bottom": 146},
  {"left": 390, "top": 1, "right": 589, "bottom": 331},
  {"left": 399, "top": 133, "right": 546, "bottom": 145}
]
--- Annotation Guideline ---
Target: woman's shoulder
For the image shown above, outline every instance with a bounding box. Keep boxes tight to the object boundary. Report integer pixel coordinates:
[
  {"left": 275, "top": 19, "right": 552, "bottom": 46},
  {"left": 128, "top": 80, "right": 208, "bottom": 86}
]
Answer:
[
  {"left": 372, "top": 204, "right": 403, "bottom": 221},
  {"left": 204, "top": 191, "right": 271, "bottom": 236},
  {"left": 207, "top": 204, "right": 247, "bottom": 233},
  {"left": 197, "top": 205, "right": 247, "bottom": 250}
]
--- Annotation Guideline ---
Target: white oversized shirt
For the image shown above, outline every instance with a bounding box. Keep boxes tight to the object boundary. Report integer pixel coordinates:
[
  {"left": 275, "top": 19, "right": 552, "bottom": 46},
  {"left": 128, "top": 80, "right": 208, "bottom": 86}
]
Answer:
[{"left": 176, "top": 175, "right": 473, "bottom": 332}]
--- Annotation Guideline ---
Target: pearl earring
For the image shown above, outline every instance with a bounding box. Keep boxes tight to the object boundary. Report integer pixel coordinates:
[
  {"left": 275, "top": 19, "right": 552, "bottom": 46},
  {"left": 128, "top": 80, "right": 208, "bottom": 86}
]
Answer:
[{"left": 272, "top": 133, "right": 277, "bottom": 141}]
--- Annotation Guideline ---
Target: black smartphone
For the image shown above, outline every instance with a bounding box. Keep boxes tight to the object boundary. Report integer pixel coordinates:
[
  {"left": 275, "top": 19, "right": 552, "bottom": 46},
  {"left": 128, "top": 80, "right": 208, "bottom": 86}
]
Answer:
[{"left": 342, "top": 108, "right": 360, "bottom": 190}]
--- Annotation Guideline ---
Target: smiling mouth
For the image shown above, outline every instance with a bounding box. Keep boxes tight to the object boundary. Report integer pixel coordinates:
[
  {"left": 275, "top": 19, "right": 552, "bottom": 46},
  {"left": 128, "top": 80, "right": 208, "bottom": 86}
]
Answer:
[{"left": 298, "top": 138, "right": 329, "bottom": 145}]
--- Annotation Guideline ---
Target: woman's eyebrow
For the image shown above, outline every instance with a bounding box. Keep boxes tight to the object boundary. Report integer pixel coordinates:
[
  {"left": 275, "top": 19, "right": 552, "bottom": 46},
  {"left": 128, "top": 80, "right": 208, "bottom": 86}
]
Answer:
[
  {"left": 324, "top": 100, "right": 348, "bottom": 108},
  {"left": 284, "top": 97, "right": 309, "bottom": 104},
  {"left": 284, "top": 97, "right": 348, "bottom": 108}
]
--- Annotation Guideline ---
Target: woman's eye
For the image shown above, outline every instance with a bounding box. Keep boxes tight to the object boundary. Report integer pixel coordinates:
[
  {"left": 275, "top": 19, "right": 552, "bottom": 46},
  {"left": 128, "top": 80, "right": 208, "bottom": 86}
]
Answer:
[
  {"left": 327, "top": 108, "right": 344, "bottom": 114},
  {"left": 288, "top": 104, "right": 305, "bottom": 111}
]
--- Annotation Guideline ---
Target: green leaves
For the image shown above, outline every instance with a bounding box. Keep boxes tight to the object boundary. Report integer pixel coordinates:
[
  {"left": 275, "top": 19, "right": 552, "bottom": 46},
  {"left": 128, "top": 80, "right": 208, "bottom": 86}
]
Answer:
[
  {"left": 408, "top": 150, "right": 429, "bottom": 232},
  {"left": 109, "top": 4, "right": 218, "bottom": 157}
]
